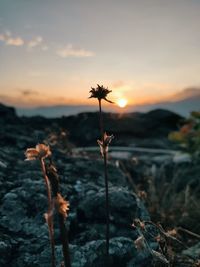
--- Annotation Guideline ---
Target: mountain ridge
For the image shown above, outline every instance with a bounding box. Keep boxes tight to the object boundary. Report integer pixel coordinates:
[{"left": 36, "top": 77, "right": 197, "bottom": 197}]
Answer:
[{"left": 15, "top": 88, "right": 200, "bottom": 118}]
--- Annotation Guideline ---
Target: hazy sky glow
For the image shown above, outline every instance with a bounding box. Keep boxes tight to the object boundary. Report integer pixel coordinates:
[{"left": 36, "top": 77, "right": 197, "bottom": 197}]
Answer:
[{"left": 0, "top": 0, "right": 200, "bottom": 107}]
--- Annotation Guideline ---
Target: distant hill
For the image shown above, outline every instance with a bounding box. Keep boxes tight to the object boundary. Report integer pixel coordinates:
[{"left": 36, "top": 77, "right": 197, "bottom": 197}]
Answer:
[
  {"left": 170, "top": 87, "right": 200, "bottom": 101},
  {"left": 17, "top": 105, "right": 100, "bottom": 118},
  {"left": 131, "top": 95, "right": 200, "bottom": 117},
  {"left": 122, "top": 87, "right": 200, "bottom": 117},
  {"left": 16, "top": 87, "right": 200, "bottom": 118}
]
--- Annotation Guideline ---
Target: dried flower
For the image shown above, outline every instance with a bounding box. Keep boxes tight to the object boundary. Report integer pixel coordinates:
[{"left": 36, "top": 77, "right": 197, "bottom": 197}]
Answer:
[
  {"left": 97, "top": 132, "right": 114, "bottom": 156},
  {"left": 89, "top": 84, "right": 114, "bottom": 103},
  {"left": 25, "top": 144, "right": 51, "bottom": 160},
  {"left": 56, "top": 193, "right": 70, "bottom": 218}
]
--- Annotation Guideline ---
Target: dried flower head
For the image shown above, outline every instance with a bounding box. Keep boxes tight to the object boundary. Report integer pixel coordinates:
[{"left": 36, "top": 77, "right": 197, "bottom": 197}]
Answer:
[
  {"left": 56, "top": 193, "right": 70, "bottom": 218},
  {"left": 25, "top": 144, "right": 51, "bottom": 160},
  {"left": 89, "top": 84, "right": 114, "bottom": 103},
  {"left": 97, "top": 132, "right": 114, "bottom": 156}
]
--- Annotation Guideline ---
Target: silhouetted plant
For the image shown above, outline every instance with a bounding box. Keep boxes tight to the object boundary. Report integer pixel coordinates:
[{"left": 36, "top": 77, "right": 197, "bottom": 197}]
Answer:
[
  {"left": 25, "top": 144, "right": 71, "bottom": 267},
  {"left": 89, "top": 84, "right": 114, "bottom": 265}
]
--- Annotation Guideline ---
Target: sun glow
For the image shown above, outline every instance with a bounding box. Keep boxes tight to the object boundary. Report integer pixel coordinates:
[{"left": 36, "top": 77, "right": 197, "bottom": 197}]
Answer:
[{"left": 117, "top": 98, "right": 128, "bottom": 108}]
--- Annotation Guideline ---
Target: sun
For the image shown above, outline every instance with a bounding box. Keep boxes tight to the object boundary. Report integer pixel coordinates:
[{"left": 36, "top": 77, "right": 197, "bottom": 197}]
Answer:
[{"left": 117, "top": 98, "right": 128, "bottom": 108}]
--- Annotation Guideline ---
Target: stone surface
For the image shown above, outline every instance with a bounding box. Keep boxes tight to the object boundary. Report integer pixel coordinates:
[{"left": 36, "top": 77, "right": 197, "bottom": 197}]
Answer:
[
  {"left": 0, "top": 146, "right": 154, "bottom": 266},
  {"left": 0, "top": 103, "right": 198, "bottom": 266}
]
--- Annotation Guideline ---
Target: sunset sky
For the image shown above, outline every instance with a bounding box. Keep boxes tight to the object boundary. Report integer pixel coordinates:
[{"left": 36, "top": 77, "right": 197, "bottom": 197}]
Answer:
[{"left": 0, "top": 0, "right": 200, "bottom": 108}]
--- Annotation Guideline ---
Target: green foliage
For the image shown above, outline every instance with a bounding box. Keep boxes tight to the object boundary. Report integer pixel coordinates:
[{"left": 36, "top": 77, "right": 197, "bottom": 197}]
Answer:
[{"left": 169, "top": 111, "right": 200, "bottom": 158}]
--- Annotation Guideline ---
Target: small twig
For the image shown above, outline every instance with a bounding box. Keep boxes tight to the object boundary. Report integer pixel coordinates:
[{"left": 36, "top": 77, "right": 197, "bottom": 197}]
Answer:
[
  {"left": 177, "top": 227, "right": 200, "bottom": 240},
  {"left": 144, "top": 221, "right": 188, "bottom": 249}
]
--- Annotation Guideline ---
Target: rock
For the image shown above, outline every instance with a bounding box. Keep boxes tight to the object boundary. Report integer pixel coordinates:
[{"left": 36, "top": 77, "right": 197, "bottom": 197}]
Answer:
[
  {"left": 0, "top": 235, "right": 14, "bottom": 266},
  {"left": 71, "top": 237, "right": 137, "bottom": 267},
  {"left": 0, "top": 150, "right": 154, "bottom": 266},
  {"left": 0, "top": 103, "right": 16, "bottom": 120},
  {"left": 77, "top": 187, "right": 149, "bottom": 226}
]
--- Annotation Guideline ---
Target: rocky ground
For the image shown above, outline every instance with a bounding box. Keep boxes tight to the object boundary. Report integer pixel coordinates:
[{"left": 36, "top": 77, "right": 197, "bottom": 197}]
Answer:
[{"left": 0, "top": 103, "right": 199, "bottom": 266}]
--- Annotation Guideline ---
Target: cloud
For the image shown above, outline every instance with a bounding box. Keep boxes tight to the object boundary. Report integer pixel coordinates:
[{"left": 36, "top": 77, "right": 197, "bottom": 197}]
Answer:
[
  {"left": 0, "top": 32, "right": 24, "bottom": 46},
  {"left": 27, "top": 36, "right": 43, "bottom": 48},
  {"left": 6, "top": 37, "right": 24, "bottom": 46},
  {"left": 0, "top": 31, "right": 48, "bottom": 50},
  {"left": 112, "top": 80, "right": 126, "bottom": 88},
  {"left": 20, "top": 89, "right": 39, "bottom": 96},
  {"left": 57, "top": 44, "right": 95, "bottom": 58},
  {"left": 41, "top": 45, "right": 48, "bottom": 51}
]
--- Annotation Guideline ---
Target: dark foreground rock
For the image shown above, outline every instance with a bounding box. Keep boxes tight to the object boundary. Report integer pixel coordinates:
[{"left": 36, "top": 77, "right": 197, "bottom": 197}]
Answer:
[
  {"left": 0, "top": 103, "right": 198, "bottom": 266},
  {"left": 0, "top": 146, "right": 157, "bottom": 267}
]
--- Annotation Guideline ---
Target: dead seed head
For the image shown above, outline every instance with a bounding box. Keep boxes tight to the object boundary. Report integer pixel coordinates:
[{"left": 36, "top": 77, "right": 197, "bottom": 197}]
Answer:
[
  {"left": 97, "top": 132, "right": 114, "bottom": 156},
  {"left": 25, "top": 144, "right": 51, "bottom": 161},
  {"left": 56, "top": 193, "right": 70, "bottom": 218},
  {"left": 89, "top": 84, "right": 114, "bottom": 103}
]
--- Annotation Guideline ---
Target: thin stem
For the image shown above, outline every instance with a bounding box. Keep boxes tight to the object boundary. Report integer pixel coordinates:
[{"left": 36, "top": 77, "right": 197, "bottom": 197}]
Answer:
[
  {"left": 98, "top": 98, "right": 110, "bottom": 266},
  {"left": 47, "top": 163, "right": 71, "bottom": 267},
  {"left": 177, "top": 227, "right": 200, "bottom": 240},
  {"left": 40, "top": 158, "right": 56, "bottom": 267},
  {"left": 103, "top": 152, "right": 110, "bottom": 265},
  {"left": 58, "top": 214, "right": 71, "bottom": 267},
  {"left": 41, "top": 159, "right": 52, "bottom": 205},
  {"left": 98, "top": 99, "right": 104, "bottom": 138}
]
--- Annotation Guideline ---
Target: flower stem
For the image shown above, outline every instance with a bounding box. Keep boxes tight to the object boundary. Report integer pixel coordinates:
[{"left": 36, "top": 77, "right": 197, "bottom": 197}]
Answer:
[
  {"left": 98, "top": 99, "right": 104, "bottom": 138},
  {"left": 58, "top": 214, "right": 71, "bottom": 267},
  {"left": 103, "top": 152, "right": 110, "bottom": 265},
  {"left": 40, "top": 159, "right": 56, "bottom": 267},
  {"left": 98, "top": 99, "right": 110, "bottom": 265},
  {"left": 47, "top": 163, "right": 71, "bottom": 267}
]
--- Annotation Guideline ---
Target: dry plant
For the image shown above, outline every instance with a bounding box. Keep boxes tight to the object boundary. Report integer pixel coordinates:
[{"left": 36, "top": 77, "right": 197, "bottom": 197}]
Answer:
[
  {"left": 25, "top": 144, "right": 71, "bottom": 267},
  {"left": 89, "top": 84, "right": 114, "bottom": 265},
  {"left": 132, "top": 218, "right": 200, "bottom": 266}
]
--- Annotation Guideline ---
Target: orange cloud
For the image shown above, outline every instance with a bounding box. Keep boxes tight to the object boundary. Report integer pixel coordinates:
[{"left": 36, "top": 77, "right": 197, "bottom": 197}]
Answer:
[{"left": 0, "top": 32, "right": 24, "bottom": 46}]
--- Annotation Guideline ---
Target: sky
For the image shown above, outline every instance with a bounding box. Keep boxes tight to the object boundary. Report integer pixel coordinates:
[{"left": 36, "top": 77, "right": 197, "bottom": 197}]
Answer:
[{"left": 0, "top": 0, "right": 200, "bottom": 108}]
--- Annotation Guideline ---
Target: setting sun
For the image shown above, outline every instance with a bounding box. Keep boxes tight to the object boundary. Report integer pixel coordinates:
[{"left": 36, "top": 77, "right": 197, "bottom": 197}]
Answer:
[{"left": 117, "top": 98, "right": 128, "bottom": 108}]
